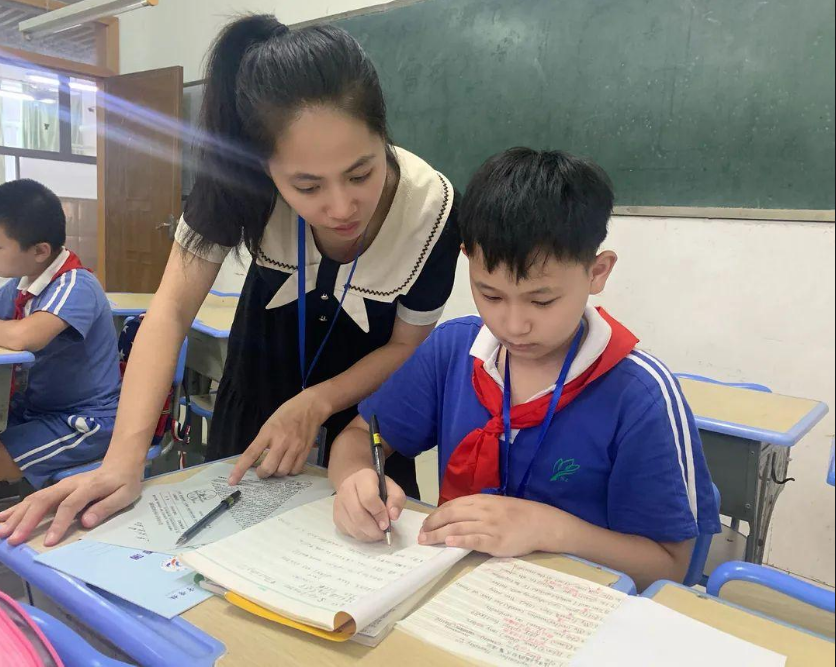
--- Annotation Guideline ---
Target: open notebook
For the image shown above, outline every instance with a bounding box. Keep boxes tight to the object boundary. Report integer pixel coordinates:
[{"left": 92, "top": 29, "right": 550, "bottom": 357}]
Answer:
[
  {"left": 396, "top": 558, "right": 787, "bottom": 667},
  {"left": 179, "top": 496, "right": 468, "bottom": 642}
]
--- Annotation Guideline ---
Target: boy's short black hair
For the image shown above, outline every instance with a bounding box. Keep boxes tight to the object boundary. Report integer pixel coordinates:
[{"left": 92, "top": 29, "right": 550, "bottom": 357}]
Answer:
[
  {"left": 0, "top": 179, "right": 66, "bottom": 250},
  {"left": 460, "top": 148, "right": 614, "bottom": 278}
]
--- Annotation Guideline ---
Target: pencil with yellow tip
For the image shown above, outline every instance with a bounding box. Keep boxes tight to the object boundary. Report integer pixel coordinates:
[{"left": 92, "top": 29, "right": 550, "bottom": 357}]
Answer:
[{"left": 368, "top": 415, "right": 392, "bottom": 546}]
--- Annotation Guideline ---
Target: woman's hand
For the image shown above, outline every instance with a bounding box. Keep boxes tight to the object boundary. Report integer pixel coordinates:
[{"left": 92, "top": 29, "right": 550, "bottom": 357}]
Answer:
[
  {"left": 0, "top": 460, "right": 145, "bottom": 547},
  {"left": 228, "top": 388, "right": 332, "bottom": 484}
]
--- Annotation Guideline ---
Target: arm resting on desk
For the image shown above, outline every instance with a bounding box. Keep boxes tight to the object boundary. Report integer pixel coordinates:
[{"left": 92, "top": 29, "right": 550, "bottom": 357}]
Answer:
[
  {"left": 420, "top": 494, "right": 693, "bottom": 591},
  {"left": 0, "top": 312, "right": 67, "bottom": 352}
]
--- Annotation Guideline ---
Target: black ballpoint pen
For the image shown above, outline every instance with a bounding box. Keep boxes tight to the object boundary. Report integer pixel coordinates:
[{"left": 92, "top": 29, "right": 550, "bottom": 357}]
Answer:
[{"left": 176, "top": 490, "right": 242, "bottom": 547}]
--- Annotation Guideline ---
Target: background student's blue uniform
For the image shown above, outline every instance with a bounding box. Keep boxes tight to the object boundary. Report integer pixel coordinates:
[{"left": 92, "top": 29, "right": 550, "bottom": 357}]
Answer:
[
  {"left": 360, "top": 315, "right": 721, "bottom": 544},
  {"left": 1, "top": 265, "right": 120, "bottom": 488}
]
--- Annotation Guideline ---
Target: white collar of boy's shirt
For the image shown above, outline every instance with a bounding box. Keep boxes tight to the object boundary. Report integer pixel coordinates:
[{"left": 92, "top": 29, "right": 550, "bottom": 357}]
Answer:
[
  {"left": 258, "top": 146, "right": 454, "bottom": 333},
  {"left": 469, "top": 305, "right": 613, "bottom": 403},
  {"left": 17, "top": 247, "right": 69, "bottom": 296}
]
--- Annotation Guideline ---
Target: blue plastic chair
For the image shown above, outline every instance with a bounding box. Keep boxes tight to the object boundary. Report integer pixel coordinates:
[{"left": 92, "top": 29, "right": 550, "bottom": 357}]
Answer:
[
  {"left": 682, "top": 483, "right": 721, "bottom": 587},
  {"left": 675, "top": 372, "right": 776, "bottom": 568},
  {"left": 47, "top": 320, "right": 188, "bottom": 485},
  {"left": 707, "top": 561, "right": 835, "bottom": 638},
  {"left": 180, "top": 392, "right": 215, "bottom": 421},
  {"left": 17, "top": 602, "right": 132, "bottom": 667},
  {"left": 674, "top": 372, "right": 772, "bottom": 394}
]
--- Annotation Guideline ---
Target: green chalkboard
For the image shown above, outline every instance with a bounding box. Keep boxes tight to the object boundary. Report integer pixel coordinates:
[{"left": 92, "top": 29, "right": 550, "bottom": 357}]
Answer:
[{"left": 337, "top": 0, "right": 835, "bottom": 209}]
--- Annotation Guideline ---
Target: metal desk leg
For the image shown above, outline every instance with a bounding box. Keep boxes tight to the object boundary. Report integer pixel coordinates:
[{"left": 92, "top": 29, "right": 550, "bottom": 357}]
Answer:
[
  {"left": 0, "top": 365, "right": 12, "bottom": 433},
  {"left": 702, "top": 430, "right": 792, "bottom": 565},
  {"left": 748, "top": 445, "right": 792, "bottom": 563},
  {"left": 184, "top": 368, "right": 210, "bottom": 461}
]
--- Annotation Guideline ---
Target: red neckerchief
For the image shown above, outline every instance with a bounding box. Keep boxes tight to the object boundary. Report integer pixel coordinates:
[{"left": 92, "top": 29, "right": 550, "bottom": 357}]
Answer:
[{"left": 438, "top": 308, "right": 639, "bottom": 504}]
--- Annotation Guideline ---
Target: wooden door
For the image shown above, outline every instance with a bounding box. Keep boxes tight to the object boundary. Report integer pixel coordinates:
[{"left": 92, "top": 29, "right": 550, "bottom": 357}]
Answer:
[{"left": 102, "top": 66, "right": 182, "bottom": 291}]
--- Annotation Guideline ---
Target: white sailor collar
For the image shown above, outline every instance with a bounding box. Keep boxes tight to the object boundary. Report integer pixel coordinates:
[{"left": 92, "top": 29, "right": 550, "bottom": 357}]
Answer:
[
  {"left": 17, "top": 247, "right": 70, "bottom": 296},
  {"left": 468, "top": 306, "right": 614, "bottom": 401},
  {"left": 257, "top": 147, "right": 454, "bottom": 333}
]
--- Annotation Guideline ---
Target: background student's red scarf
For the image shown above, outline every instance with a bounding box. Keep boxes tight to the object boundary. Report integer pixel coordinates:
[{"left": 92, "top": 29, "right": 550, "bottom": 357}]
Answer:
[
  {"left": 438, "top": 308, "right": 639, "bottom": 505},
  {"left": 12, "top": 251, "right": 87, "bottom": 321}
]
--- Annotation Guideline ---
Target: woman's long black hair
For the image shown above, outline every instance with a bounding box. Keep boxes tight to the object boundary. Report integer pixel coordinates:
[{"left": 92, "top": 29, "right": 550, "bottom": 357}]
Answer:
[{"left": 183, "top": 14, "right": 395, "bottom": 256}]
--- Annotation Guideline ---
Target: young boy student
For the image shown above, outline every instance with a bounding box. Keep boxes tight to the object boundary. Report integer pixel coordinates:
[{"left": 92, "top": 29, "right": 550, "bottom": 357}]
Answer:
[
  {"left": 328, "top": 148, "right": 720, "bottom": 589},
  {"left": 0, "top": 179, "right": 120, "bottom": 490}
]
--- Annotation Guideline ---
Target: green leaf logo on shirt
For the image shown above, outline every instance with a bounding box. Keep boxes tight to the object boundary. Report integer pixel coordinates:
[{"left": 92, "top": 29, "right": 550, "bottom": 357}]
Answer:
[{"left": 550, "top": 458, "right": 581, "bottom": 482}]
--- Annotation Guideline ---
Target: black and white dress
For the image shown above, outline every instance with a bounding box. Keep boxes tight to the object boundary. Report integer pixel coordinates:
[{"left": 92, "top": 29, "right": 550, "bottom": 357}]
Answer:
[{"left": 175, "top": 148, "right": 459, "bottom": 497}]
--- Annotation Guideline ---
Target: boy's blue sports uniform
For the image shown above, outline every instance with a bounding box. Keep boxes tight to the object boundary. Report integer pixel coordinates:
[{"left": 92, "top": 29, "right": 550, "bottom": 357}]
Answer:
[
  {"left": 360, "top": 307, "right": 720, "bottom": 544},
  {"left": 1, "top": 249, "right": 121, "bottom": 488}
]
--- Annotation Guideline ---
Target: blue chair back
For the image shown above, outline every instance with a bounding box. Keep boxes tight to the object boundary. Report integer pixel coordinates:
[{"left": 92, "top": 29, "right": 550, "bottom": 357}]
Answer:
[
  {"left": 708, "top": 561, "right": 835, "bottom": 639},
  {"left": 674, "top": 373, "right": 772, "bottom": 394},
  {"left": 683, "top": 483, "right": 721, "bottom": 587},
  {"left": 707, "top": 561, "right": 836, "bottom": 614}
]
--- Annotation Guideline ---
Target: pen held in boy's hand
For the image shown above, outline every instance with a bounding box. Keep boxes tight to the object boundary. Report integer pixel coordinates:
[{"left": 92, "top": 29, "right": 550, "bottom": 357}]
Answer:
[{"left": 368, "top": 415, "right": 393, "bottom": 546}]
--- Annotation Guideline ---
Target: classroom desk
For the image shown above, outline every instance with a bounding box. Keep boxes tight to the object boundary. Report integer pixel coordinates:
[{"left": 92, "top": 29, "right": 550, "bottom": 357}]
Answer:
[
  {"left": 642, "top": 581, "right": 834, "bottom": 667},
  {"left": 106, "top": 292, "right": 154, "bottom": 333},
  {"left": 1, "top": 460, "right": 636, "bottom": 667},
  {"left": 107, "top": 292, "right": 239, "bottom": 332},
  {"left": 0, "top": 347, "right": 35, "bottom": 432},
  {"left": 679, "top": 378, "right": 829, "bottom": 565}
]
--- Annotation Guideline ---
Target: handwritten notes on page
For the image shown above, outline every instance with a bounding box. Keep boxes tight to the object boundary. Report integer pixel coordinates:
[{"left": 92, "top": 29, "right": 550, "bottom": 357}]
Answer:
[
  {"left": 397, "top": 558, "right": 625, "bottom": 667},
  {"left": 84, "top": 462, "right": 333, "bottom": 554},
  {"left": 180, "top": 496, "right": 468, "bottom": 636}
]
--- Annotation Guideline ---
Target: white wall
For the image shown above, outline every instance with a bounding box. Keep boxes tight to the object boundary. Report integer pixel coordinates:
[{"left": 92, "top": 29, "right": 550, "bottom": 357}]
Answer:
[
  {"left": 17, "top": 159, "right": 97, "bottom": 200},
  {"left": 119, "top": 0, "right": 836, "bottom": 585}
]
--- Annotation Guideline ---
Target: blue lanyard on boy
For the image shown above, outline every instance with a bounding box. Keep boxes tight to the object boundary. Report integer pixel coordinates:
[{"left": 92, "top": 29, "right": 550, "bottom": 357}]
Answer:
[
  {"left": 492, "top": 321, "right": 586, "bottom": 498},
  {"left": 296, "top": 216, "right": 365, "bottom": 390}
]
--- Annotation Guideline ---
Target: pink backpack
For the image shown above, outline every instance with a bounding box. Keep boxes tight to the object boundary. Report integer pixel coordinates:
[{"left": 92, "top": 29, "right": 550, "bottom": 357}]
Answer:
[{"left": 0, "top": 591, "right": 63, "bottom": 667}]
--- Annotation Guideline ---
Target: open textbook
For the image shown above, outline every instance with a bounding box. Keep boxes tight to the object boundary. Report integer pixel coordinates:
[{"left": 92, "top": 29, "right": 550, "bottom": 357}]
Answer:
[
  {"left": 396, "top": 558, "right": 787, "bottom": 667},
  {"left": 179, "top": 496, "right": 469, "bottom": 641}
]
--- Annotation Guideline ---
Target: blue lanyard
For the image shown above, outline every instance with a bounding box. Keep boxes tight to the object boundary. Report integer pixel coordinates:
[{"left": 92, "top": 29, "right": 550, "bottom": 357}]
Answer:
[
  {"left": 296, "top": 216, "right": 364, "bottom": 390},
  {"left": 493, "top": 321, "right": 586, "bottom": 498}
]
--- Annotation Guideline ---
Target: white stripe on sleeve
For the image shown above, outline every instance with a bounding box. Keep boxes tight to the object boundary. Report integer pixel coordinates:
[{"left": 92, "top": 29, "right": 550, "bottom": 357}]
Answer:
[
  {"left": 627, "top": 352, "right": 698, "bottom": 522},
  {"left": 635, "top": 350, "right": 698, "bottom": 521},
  {"left": 40, "top": 272, "right": 67, "bottom": 312},
  {"left": 53, "top": 269, "right": 78, "bottom": 316}
]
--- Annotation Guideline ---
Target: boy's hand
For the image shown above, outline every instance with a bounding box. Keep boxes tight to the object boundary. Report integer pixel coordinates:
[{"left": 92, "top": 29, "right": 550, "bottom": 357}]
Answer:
[
  {"left": 419, "top": 494, "right": 560, "bottom": 557},
  {"left": 0, "top": 461, "right": 143, "bottom": 547},
  {"left": 333, "top": 468, "right": 406, "bottom": 542}
]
